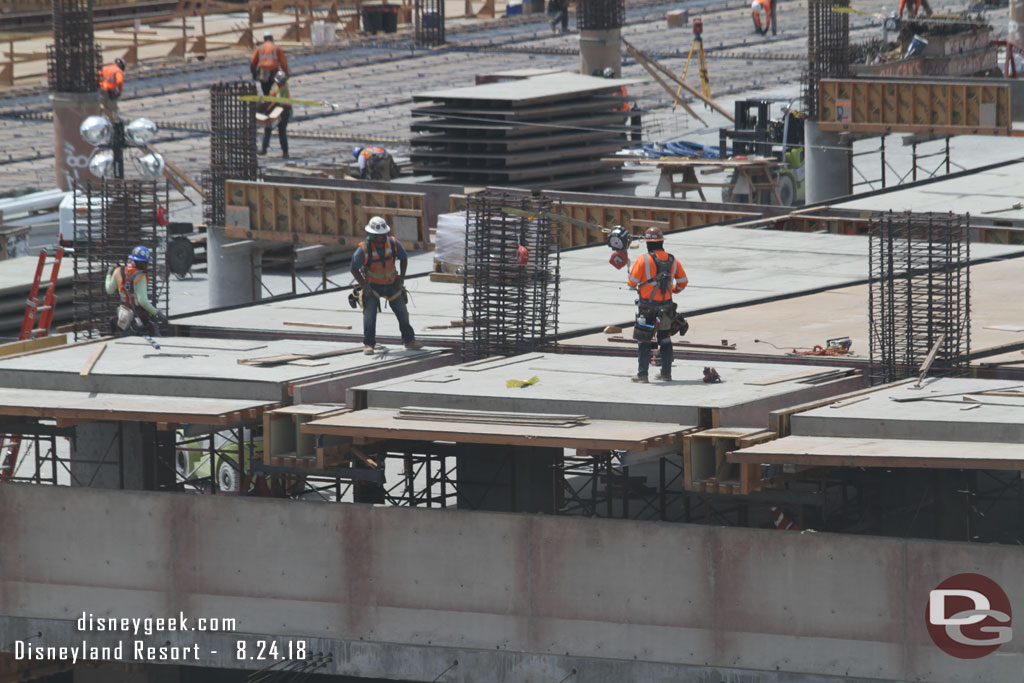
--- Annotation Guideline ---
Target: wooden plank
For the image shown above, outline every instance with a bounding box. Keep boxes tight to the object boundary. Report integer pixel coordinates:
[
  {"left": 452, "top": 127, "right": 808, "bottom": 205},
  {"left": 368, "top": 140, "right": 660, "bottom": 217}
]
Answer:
[
  {"left": 0, "top": 334, "right": 66, "bottom": 358},
  {"left": 283, "top": 321, "right": 353, "bottom": 330},
  {"left": 79, "top": 341, "right": 107, "bottom": 377}
]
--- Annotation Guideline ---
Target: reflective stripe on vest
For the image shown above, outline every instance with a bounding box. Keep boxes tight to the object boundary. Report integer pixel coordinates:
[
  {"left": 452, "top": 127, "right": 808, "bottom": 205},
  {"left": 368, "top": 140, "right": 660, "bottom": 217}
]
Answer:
[
  {"left": 257, "top": 42, "right": 279, "bottom": 71},
  {"left": 362, "top": 237, "right": 399, "bottom": 284},
  {"left": 360, "top": 147, "right": 386, "bottom": 161},
  {"left": 114, "top": 266, "right": 146, "bottom": 309},
  {"left": 637, "top": 253, "right": 674, "bottom": 303}
]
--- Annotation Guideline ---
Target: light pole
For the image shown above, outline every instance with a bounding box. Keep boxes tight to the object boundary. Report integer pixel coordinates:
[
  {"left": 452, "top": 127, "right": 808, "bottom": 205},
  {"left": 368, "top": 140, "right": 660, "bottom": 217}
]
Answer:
[{"left": 79, "top": 115, "right": 165, "bottom": 180}]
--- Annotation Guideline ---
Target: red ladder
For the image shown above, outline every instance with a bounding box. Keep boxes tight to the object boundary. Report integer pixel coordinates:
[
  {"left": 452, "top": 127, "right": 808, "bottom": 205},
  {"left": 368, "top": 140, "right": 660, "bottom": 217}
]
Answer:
[{"left": 2, "top": 248, "right": 64, "bottom": 480}]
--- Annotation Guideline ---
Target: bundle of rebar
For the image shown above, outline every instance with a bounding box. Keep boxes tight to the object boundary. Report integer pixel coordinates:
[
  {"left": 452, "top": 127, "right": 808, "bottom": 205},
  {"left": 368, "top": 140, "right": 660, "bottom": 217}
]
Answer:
[
  {"left": 462, "top": 191, "right": 560, "bottom": 360},
  {"left": 868, "top": 211, "right": 971, "bottom": 384},
  {"left": 71, "top": 179, "right": 169, "bottom": 339},
  {"left": 48, "top": 0, "right": 102, "bottom": 93},
  {"left": 203, "top": 82, "right": 258, "bottom": 229},
  {"left": 806, "top": 0, "right": 850, "bottom": 118},
  {"left": 577, "top": 0, "right": 625, "bottom": 30},
  {"left": 414, "top": 0, "right": 445, "bottom": 46}
]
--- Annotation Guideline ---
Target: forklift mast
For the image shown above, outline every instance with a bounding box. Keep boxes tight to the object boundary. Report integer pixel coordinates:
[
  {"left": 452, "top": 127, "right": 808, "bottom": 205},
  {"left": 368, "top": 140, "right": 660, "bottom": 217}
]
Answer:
[{"left": 719, "top": 99, "right": 804, "bottom": 161}]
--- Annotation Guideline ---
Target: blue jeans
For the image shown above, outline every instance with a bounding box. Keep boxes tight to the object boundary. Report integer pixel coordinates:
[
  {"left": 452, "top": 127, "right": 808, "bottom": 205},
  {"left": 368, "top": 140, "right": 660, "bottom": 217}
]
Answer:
[
  {"left": 363, "top": 282, "right": 415, "bottom": 347},
  {"left": 638, "top": 330, "right": 673, "bottom": 377}
]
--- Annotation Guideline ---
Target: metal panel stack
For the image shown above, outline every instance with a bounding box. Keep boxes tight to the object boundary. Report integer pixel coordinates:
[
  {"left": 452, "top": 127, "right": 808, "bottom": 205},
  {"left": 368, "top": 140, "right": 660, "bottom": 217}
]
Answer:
[
  {"left": 71, "top": 179, "right": 168, "bottom": 339},
  {"left": 462, "top": 191, "right": 560, "bottom": 360},
  {"left": 411, "top": 73, "right": 632, "bottom": 190},
  {"left": 868, "top": 211, "right": 971, "bottom": 384},
  {"left": 203, "top": 82, "right": 258, "bottom": 230}
]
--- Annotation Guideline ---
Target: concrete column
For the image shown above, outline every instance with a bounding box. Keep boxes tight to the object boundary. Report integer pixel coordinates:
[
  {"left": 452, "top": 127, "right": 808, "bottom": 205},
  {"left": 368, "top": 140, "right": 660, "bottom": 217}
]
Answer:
[
  {"left": 579, "top": 28, "right": 622, "bottom": 76},
  {"left": 457, "top": 445, "right": 560, "bottom": 513},
  {"left": 52, "top": 91, "right": 102, "bottom": 191},
  {"left": 207, "top": 226, "right": 262, "bottom": 309},
  {"left": 71, "top": 422, "right": 147, "bottom": 490},
  {"left": 804, "top": 120, "right": 851, "bottom": 204}
]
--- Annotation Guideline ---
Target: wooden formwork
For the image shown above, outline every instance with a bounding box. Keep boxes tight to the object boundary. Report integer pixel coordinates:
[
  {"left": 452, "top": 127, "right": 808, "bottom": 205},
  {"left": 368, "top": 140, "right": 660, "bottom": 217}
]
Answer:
[
  {"left": 683, "top": 427, "right": 776, "bottom": 495},
  {"left": 818, "top": 78, "right": 1012, "bottom": 136},
  {"left": 449, "top": 194, "right": 756, "bottom": 248},
  {"left": 225, "top": 179, "right": 433, "bottom": 249},
  {"left": 262, "top": 404, "right": 351, "bottom": 469}
]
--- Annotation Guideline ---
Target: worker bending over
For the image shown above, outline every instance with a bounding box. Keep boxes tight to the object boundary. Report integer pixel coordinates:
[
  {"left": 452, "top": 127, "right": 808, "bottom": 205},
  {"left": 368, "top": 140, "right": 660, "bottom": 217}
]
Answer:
[
  {"left": 353, "top": 146, "right": 400, "bottom": 181},
  {"left": 98, "top": 58, "right": 126, "bottom": 110},
  {"left": 250, "top": 32, "right": 290, "bottom": 96},
  {"left": 258, "top": 70, "right": 291, "bottom": 158},
  {"left": 105, "top": 245, "right": 166, "bottom": 336},
  {"left": 350, "top": 217, "right": 423, "bottom": 355},
  {"left": 627, "top": 227, "right": 688, "bottom": 383}
]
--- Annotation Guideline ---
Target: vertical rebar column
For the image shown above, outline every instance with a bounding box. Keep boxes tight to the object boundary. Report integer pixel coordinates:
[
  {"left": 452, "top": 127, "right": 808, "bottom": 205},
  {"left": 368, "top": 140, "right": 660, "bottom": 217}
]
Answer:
[
  {"left": 462, "top": 192, "right": 560, "bottom": 360},
  {"left": 806, "top": 0, "right": 849, "bottom": 119},
  {"left": 204, "top": 81, "right": 259, "bottom": 229},
  {"left": 72, "top": 179, "right": 168, "bottom": 340},
  {"left": 48, "top": 0, "right": 102, "bottom": 93},
  {"left": 868, "top": 211, "right": 970, "bottom": 384},
  {"left": 415, "top": 0, "right": 445, "bottom": 46}
]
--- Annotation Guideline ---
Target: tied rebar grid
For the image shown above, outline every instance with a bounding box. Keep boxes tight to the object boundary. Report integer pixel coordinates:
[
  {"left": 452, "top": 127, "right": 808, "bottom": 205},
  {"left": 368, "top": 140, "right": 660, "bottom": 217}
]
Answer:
[
  {"left": 577, "top": 0, "right": 624, "bottom": 30},
  {"left": 48, "top": 0, "right": 102, "bottom": 93},
  {"left": 203, "top": 82, "right": 258, "bottom": 228},
  {"left": 868, "top": 212, "right": 971, "bottom": 385},
  {"left": 72, "top": 179, "right": 169, "bottom": 340},
  {"left": 805, "top": 0, "right": 849, "bottom": 119},
  {"left": 462, "top": 192, "right": 560, "bottom": 360},
  {"left": 414, "top": 0, "right": 445, "bottom": 46}
]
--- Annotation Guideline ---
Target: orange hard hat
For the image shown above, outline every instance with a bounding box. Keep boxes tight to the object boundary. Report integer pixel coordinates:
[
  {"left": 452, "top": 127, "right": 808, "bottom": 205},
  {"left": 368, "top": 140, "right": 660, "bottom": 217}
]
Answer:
[{"left": 644, "top": 227, "right": 665, "bottom": 242}]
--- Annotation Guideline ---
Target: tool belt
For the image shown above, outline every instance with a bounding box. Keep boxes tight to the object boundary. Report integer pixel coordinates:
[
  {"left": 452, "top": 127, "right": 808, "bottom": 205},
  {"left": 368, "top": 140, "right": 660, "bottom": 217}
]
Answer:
[
  {"left": 634, "top": 300, "right": 687, "bottom": 339},
  {"left": 349, "top": 284, "right": 408, "bottom": 310}
]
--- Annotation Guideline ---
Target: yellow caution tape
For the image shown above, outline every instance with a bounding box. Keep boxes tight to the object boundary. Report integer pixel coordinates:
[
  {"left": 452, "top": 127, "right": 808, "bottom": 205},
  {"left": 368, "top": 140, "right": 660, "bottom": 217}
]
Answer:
[{"left": 506, "top": 376, "right": 539, "bottom": 389}]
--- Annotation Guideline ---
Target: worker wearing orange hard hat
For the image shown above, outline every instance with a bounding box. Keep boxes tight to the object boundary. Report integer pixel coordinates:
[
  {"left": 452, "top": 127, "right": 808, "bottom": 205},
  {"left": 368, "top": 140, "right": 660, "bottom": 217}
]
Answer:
[{"left": 627, "top": 227, "right": 688, "bottom": 383}]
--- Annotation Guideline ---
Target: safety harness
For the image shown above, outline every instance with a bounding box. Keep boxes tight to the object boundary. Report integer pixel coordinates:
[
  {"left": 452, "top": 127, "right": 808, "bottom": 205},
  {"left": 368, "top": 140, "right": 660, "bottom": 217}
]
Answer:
[{"left": 637, "top": 253, "right": 676, "bottom": 306}]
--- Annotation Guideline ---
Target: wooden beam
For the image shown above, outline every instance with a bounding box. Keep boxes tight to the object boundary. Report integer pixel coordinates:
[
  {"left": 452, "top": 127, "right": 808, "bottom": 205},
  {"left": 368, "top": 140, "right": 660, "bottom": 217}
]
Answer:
[{"left": 79, "top": 341, "right": 107, "bottom": 377}]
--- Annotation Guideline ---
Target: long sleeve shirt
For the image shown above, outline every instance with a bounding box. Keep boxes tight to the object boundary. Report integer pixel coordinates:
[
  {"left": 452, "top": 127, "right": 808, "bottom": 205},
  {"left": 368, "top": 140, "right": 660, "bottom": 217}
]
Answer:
[{"left": 105, "top": 267, "right": 159, "bottom": 316}]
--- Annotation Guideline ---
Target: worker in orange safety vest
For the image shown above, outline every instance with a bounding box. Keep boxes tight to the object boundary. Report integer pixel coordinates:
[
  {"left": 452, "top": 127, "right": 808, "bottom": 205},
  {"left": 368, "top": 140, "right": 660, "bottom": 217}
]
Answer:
[
  {"left": 98, "top": 58, "right": 126, "bottom": 109},
  {"left": 751, "top": 0, "right": 771, "bottom": 35},
  {"left": 250, "top": 32, "right": 290, "bottom": 96},
  {"left": 627, "top": 227, "right": 688, "bottom": 383}
]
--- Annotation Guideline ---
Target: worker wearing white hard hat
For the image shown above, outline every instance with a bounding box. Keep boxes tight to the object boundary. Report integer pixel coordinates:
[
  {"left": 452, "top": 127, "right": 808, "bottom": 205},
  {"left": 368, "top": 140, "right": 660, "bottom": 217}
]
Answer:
[{"left": 350, "top": 217, "right": 423, "bottom": 355}]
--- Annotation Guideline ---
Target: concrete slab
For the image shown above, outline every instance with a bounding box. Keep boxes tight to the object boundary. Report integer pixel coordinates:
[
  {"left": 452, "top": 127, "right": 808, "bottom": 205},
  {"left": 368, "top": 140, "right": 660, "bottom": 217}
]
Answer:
[
  {"left": 172, "top": 225, "right": 1024, "bottom": 343},
  {"left": 0, "top": 337, "right": 451, "bottom": 402},
  {"left": 349, "top": 353, "right": 865, "bottom": 428},
  {"left": 791, "top": 377, "right": 1024, "bottom": 443}
]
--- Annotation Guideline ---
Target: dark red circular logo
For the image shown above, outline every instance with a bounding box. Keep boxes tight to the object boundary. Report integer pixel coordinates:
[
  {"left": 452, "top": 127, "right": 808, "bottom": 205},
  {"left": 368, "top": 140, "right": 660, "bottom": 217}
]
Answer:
[{"left": 926, "top": 573, "right": 1012, "bottom": 659}]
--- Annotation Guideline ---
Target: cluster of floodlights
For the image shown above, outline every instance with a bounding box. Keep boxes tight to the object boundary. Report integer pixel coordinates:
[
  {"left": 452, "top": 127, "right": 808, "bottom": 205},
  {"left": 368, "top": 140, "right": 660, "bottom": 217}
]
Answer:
[{"left": 79, "top": 115, "right": 165, "bottom": 179}]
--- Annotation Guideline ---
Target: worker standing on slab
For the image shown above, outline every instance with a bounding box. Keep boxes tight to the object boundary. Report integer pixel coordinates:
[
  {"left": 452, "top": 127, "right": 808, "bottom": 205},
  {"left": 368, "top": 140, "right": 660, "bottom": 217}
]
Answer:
[
  {"left": 350, "top": 217, "right": 423, "bottom": 355},
  {"left": 250, "top": 32, "right": 289, "bottom": 96},
  {"left": 97, "top": 58, "right": 126, "bottom": 110},
  {"left": 105, "top": 245, "right": 166, "bottom": 337},
  {"left": 627, "top": 227, "right": 688, "bottom": 383},
  {"left": 353, "top": 146, "right": 400, "bottom": 181},
  {"left": 547, "top": 0, "right": 569, "bottom": 33},
  {"left": 258, "top": 70, "right": 291, "bottom": 159}
]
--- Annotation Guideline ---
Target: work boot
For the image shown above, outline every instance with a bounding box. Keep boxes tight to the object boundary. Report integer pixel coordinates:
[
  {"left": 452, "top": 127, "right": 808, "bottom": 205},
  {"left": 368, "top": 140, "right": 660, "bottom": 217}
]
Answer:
[
  {"left": 282, "top": 151, "right": 289, "bottom": 159},
  {"left": 257, "top": 147, "right": 267, "bottom": 156},
  {"left": 405, "top": 340, "right": 424, "bottom": 350},
  {"left": 631, "top": 374, "right": 649, "bottom": 384},
  {"left": 654, "top": 372, "right": 672, "bottom": 382},
  {"left": 363, "top": 346, "right": 375, "bottom": 355}
]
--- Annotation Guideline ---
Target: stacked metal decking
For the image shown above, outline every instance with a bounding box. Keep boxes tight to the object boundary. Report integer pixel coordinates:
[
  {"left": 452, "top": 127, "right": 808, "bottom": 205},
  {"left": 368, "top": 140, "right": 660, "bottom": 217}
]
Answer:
[{"left": 410, "top": 73, "right": 640, "bottom": 190}]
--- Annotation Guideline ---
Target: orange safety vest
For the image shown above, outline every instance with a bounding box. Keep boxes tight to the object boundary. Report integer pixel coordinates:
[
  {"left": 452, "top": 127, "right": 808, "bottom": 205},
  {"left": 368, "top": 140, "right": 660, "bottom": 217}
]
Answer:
[
  {"left": 98, "top": 63, "right": 124, "bottom": 94},
  {"left": 257, "top": 41, "right": 280, "bottom": 71},
  {"left": 628, "top": 251, "right": 687, "bottom": 303},
  {"left": 361, "top": 237, "right": 399, "bottom": 285},
  {"left": 614, "top": 85, "right": 629, "bottom": 113},
  {"left": 113, "top": 265, "right": 147, "bottom": 310},
  {"left": 751, "top": 0, "right": 771, "bottom": 34},
  {"left": 359, "top": 147, "right": 387, "bottom": 162}
]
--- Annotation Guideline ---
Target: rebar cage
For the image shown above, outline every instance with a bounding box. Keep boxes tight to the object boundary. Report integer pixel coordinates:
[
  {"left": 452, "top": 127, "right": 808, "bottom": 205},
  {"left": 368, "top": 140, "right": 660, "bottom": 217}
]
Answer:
[
  {"left": 48, "top": 0, "right": 102, "bottom": 93},
  {"left": 806, "top": 0, "right": 850, "bottom": 118},
  {"left": 461, "top": 191, "right": 561, "bottom": 360},
  {"left": 868, "top": 211, "right": 971, "bottom": 384},
  {"left": 414, "top": 0, "right": 445, "bottom": 46},
  {"left": 203, "top": 81, "right": 259, "bottom": 229},
  {"left": 577, "top": 0, "right": 624, "bottom": 30},
  {"left": 71, "top": 179, "right": 169, "bottom": 339}
]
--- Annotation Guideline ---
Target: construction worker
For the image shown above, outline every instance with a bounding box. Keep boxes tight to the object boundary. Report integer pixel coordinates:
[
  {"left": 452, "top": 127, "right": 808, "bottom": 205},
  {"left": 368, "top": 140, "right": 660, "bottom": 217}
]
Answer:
[
  {"left": 353, "top": 146, "right": 400, "bottom": 181},
  {"left": 250, "top": 32, "right": 289, "bottom": 96},
  {"left": 547, "top": 0, "right": 569, "bottom": 33},
  {"left": 627, "top": 227, "right": 688, "bottom": 383},
  {"left": 751, "top": 0, "right": 771, "bottom": 34},
  {"left": 350, "top": 216, "right": 423, "bottom": 355},
  {"left": 98, "top": 58, "right": 126, "bottom": 109},
  {"left": 105, "top": 245, "right": 166, "bottom": 337},
  {"left": 258, "top": 70, "right": 291, "bottom": 159}
]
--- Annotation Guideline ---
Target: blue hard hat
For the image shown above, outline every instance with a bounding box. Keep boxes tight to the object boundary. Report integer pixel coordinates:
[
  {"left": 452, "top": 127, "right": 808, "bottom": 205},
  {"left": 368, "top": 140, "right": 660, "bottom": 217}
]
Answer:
[
  {"left": 352, "top": 146, "right": 363, "bottom": 159},
  {"left": 130, "top": 245, "right": 151, "bottom": 263}
]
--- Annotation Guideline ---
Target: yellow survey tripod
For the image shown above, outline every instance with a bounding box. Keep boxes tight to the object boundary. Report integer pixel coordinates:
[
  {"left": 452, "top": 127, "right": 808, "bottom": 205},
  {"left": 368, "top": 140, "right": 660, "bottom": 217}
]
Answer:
[{"left": 674, "top": 18, "right": 711, "bottom": 110}]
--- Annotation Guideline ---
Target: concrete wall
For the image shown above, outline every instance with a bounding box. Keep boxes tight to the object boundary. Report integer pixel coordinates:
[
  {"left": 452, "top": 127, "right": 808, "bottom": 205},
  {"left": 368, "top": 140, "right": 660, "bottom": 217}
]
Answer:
[{"left": 1, "top": 485, "right": 1022, "bottom": 682}]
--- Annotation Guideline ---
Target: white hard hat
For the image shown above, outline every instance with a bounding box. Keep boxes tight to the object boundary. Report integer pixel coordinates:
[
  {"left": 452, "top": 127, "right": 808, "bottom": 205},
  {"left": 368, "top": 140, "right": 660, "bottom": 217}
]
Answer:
[
  {"left": 365, "top": 216, "right": 391, "bottom": 235},
  {"left": 263, "top": 32, "right": 274, "bottom": 41}
]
